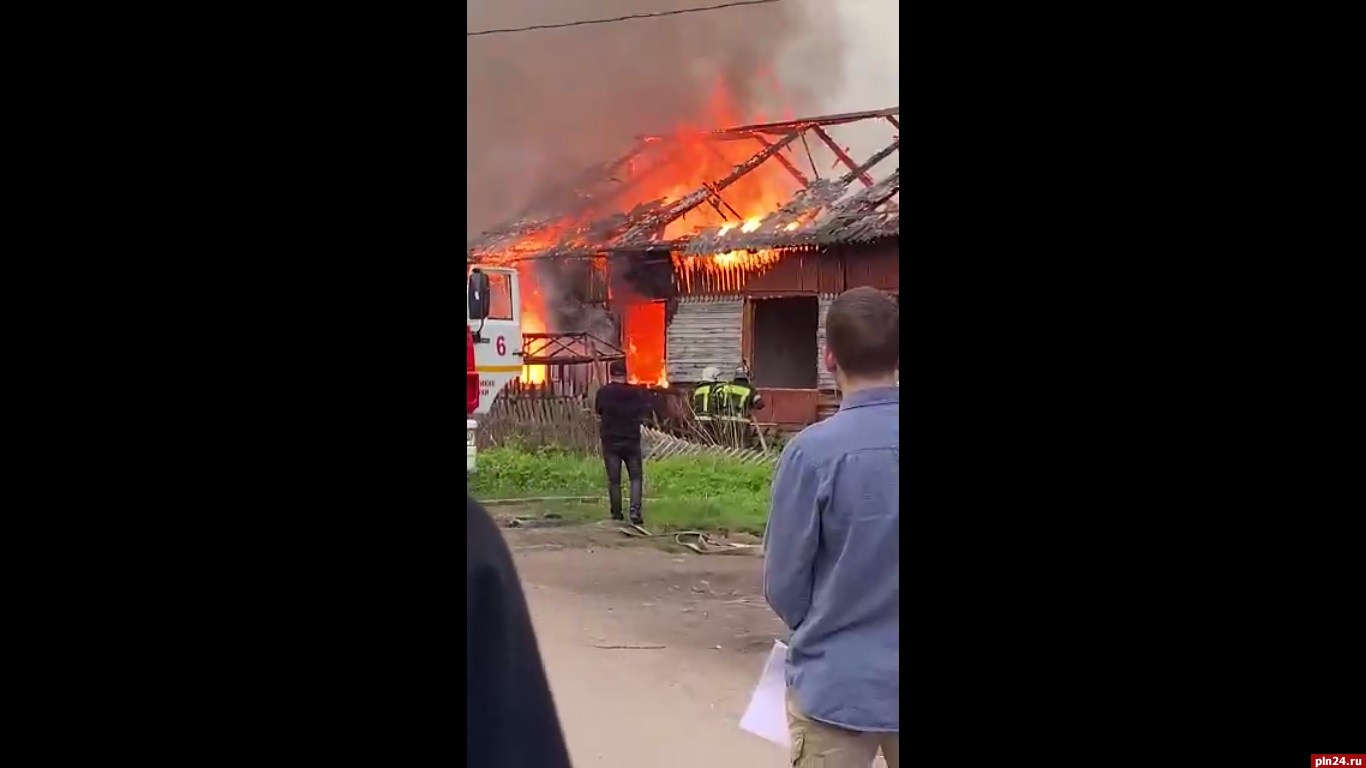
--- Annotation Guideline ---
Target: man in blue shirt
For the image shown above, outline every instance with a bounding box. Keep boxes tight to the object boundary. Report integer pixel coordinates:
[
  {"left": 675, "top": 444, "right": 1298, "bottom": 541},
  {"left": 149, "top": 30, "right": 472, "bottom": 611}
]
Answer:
[{"left": 763, "top": 286, "right": 900, "bottom": 767}]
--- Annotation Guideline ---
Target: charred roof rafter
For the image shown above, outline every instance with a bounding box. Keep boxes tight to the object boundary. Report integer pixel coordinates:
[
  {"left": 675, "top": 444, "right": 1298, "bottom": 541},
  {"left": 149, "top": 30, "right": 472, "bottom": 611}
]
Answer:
[
  {"left": 637, "top": 106, "right": 901, "bottom": 143},
  {"left": 811, "top": 126, "right": 874, "bottom": 187},
  {"left": 468, "top": 106, "right": 900, "bottom": 262},
  {"left": 617, "top": 131, "right": 801, "bottom": 243},
  {"left": 753, "top": 134, "right": 811, "bottom": 188}
]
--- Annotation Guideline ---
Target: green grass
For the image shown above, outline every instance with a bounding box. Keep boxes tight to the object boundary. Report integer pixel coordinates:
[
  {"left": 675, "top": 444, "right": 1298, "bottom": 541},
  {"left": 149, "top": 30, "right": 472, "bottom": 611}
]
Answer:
[{"left": 469, "top": 446, "right": 773, "bottom": 534}]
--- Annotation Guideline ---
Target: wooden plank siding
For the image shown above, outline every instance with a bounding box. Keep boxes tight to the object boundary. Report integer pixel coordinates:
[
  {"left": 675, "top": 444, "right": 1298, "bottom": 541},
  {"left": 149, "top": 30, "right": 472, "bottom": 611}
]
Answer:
[{"left": 665, "top": 295, "right": 744, "bottom": 383}]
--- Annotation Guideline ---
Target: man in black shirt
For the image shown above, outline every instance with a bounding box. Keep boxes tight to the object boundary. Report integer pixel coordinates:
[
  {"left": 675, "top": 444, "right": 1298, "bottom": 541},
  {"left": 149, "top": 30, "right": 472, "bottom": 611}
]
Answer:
[
  {"left": 467, "top": 495, "right": 573, "bottom": 767},
  {"left": 593, "top": 360, "right": 647, "bottom": 525}
]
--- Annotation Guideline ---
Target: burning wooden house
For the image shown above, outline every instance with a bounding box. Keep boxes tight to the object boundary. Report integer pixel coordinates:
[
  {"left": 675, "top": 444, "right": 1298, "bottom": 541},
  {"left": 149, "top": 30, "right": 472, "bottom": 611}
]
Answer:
[{"left": 467, "top": 106, "right": 899, "bottom": 430}]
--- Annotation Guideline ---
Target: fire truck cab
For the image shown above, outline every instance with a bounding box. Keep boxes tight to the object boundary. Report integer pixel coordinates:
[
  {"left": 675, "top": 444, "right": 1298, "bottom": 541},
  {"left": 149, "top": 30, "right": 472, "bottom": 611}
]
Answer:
[{"left": 467, "top": 266, "right": 522, "bottom": 474}]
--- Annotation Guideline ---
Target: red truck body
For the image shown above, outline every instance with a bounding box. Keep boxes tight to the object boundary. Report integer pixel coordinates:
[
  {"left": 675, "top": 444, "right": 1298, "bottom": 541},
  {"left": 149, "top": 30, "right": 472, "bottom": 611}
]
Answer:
[{"left": 466, "top": 325, "right": 479, "bottom": 415}]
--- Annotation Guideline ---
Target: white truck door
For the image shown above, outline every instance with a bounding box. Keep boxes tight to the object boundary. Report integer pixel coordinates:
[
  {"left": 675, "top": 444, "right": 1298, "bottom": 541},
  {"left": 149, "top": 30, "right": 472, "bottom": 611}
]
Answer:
[{"left": 469, "top": 266, "right": 523, "bottom": 415}]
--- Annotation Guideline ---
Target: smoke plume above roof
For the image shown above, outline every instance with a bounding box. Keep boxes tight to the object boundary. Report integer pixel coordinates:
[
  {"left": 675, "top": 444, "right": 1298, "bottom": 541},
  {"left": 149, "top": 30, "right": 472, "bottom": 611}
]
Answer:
[{"left": 466, "top": 0, "right": 847, "bottom": 237}]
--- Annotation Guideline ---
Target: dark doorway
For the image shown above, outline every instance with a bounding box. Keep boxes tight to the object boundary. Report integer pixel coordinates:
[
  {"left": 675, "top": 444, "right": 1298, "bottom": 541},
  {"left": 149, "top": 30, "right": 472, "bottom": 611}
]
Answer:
[{"left": 751, "top": 296, "right": 819, "bottom": 389}]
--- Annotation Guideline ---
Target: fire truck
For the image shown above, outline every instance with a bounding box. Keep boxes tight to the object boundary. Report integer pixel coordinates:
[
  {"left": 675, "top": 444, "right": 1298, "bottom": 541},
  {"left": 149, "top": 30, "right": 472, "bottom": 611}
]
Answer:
[{"left": 466, "top": 266, "right": 523, "bottom": 474}]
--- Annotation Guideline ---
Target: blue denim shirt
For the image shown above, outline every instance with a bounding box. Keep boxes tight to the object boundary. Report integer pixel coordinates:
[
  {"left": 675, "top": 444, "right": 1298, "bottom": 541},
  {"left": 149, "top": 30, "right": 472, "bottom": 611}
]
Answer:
[{"left": 762, "top": 387, "right": 899, "bottom": 732}]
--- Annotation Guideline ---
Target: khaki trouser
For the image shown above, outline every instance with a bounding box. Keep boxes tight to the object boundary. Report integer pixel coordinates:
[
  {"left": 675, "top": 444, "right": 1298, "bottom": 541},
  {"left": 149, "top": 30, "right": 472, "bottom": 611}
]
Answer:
[{"left": 787, "top": 690, "right": 899, "bottom": 767}]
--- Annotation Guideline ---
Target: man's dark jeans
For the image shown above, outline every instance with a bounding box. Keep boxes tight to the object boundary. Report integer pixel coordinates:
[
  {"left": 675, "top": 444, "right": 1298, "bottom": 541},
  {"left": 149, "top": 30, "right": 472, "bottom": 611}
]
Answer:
[{"left": 603, "top": 444, "right": 643, "bottom": 521}]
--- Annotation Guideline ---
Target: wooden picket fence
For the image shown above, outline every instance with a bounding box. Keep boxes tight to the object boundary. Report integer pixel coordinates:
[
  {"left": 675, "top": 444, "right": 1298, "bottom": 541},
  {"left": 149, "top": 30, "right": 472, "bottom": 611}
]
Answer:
[
  {"left": 477, "top": 391, "right": 779, "bottom": 465},
  {"left": 641, "top": 426, "right": 778, "bottom": 465},
  {"left": 476, "top": 395, "right": 601, "bottom": 454}
]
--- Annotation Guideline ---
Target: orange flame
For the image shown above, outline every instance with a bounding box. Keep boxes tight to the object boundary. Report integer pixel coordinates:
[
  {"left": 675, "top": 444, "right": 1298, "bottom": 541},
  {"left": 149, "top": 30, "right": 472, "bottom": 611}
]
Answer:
[
  {"left": 671, "top": 248, "right": 784, "bottom": 293},
  {"left": 475, "top": 81, "right": 805, "bottom": 385},
  {"left": 633, "top": 86, "right": 798, "bottom": 240},
  {"left": 516, "top": 261, "right": 548, "bottom": 384},
  {"left": 474, "top": 81, "right": 804, "bottom": 260},
  {"left": 623, "top": 302, "right": 668, "bottom": 388}
]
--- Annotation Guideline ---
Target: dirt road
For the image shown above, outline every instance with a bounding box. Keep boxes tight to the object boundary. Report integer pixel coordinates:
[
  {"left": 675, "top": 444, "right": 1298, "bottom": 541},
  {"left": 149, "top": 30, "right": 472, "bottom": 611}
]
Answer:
[{"left": 506, "top": 522, "right": 789, "bottom": 767}]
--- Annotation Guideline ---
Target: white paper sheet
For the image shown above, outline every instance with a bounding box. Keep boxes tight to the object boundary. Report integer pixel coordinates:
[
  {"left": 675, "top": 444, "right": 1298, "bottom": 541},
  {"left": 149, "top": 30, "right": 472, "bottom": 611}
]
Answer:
[{"left": 739, "top": 640, "right": 790, "bottom": 748}]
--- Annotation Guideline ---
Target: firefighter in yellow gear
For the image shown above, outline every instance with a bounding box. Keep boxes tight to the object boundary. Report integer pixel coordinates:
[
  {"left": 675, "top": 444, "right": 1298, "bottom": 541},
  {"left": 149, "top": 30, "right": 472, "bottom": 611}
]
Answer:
[{"left": 692, "top": 366, "right": 764, "bottom": 422}]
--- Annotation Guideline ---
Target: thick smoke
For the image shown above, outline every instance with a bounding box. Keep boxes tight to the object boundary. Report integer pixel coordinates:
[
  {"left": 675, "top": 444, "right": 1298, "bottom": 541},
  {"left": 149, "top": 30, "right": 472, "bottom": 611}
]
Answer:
[
  {"left": 802, "top": 0, "right": 899, "bottom": 164},
  {"left": 466, "top": 0, "right": 846, "bottom": 238}
]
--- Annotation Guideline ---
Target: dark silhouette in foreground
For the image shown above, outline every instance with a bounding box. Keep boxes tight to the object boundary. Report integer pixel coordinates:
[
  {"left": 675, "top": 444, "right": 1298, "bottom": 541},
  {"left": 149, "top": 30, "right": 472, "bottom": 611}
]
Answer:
[{"left": 467, "top": 495, "right": 573, "bottom": 767}]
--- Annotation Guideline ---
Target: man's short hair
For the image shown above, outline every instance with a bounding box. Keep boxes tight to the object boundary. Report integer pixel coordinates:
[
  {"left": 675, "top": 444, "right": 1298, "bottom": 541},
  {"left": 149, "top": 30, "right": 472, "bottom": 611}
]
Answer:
[
  {"left": 825, "top": 286, "right": 899, "bottom": 378},
  {"left": 608, "top": 360, "right": 627, "bottom": 378}
]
